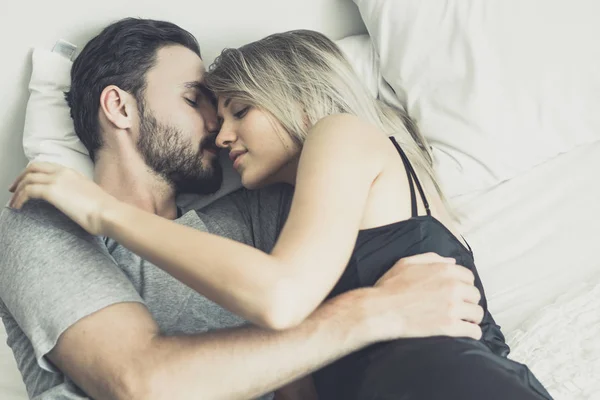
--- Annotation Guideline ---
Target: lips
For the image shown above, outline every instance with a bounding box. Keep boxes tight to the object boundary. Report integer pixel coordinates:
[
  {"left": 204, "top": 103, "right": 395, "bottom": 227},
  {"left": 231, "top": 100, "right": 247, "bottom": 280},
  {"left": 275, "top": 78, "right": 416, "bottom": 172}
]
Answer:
[{"left": 229, "top": 150, "right": 247, "bottom": 169}]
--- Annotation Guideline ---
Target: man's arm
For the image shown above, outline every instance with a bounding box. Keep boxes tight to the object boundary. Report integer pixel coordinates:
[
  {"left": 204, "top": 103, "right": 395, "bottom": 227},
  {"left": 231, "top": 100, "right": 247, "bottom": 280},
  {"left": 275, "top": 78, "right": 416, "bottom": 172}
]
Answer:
[
  {"left": 1, "top": 198, "right": 481, "bottom": 400},
  {"left": 49, "top": 290, "right": 366, "bottom": 400},
  {"left": 49, "top": 253, "right": 482, "bottom": 400}
]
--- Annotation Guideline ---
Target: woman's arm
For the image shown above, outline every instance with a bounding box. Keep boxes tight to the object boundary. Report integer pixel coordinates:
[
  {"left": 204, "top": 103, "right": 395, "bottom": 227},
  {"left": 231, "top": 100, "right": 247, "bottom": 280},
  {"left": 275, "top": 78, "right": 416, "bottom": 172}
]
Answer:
[
  {"left": 11, "top": 114, "right": 386, "bottom": 329},
  {"left": 103, "top": 114, "right": 385, "bottom": 328}
]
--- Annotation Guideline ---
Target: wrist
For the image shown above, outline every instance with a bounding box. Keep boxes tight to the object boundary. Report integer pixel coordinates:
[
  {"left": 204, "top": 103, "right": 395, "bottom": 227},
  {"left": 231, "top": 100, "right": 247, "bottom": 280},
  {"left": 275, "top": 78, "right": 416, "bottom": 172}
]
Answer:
[
  {"left": 321, "top": 288, "right": 386, "bottom": 348},
  {"left": 99, "top": 198, "right": 126, "bottom": 237},
  {"left": 337, "top": 286, "right": 408, "bottom": 345}
]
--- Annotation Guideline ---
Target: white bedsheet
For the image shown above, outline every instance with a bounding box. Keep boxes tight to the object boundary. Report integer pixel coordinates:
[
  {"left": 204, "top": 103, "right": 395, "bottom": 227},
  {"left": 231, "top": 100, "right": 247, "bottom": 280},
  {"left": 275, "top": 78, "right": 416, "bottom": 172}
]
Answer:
[
  {"left": 2, "top": 142, "right": 600, "bottom": 398},
  {"left": 453, "top": 141, "right": 600, "bottom": 399},
  {"left": 455, "top": 141, "right": 600, "bottom": 333}
]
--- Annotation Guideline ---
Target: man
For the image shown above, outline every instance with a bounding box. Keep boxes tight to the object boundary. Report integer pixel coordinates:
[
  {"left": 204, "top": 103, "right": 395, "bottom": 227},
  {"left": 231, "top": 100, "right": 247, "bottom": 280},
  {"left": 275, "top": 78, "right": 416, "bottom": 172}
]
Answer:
[{"left": 0, "top": 18, "right": 483, "bottom": 399}]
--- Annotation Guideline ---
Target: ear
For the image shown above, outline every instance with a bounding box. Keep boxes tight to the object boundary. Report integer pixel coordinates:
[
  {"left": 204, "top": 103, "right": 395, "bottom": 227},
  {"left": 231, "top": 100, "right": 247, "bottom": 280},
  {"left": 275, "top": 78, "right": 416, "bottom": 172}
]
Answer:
[{"left": 99, "top": 85, "right": 136, "bottom": 130}]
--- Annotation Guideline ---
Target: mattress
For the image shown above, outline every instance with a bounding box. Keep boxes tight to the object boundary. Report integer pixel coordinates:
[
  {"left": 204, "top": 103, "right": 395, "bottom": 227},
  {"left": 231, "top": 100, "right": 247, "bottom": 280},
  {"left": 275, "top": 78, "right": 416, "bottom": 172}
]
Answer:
[{"left": 2, "top": 141, "right": 600, "bottom": 398}]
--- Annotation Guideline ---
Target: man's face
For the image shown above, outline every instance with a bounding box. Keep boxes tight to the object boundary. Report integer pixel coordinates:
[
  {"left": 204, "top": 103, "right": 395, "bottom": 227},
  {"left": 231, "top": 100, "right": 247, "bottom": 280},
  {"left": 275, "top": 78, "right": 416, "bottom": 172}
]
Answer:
[{"left": 136, "top": 45, "right": 222, "bottom": 195}]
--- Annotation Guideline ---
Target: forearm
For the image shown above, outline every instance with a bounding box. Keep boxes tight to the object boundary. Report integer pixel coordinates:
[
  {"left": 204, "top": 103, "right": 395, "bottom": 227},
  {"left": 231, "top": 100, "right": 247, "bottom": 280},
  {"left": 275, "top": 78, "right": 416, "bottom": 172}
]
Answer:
[
  {"left": 143, "top": 289, "right": 375, "bottom": 400},
  {"left": 102, "top": 200, "right": 287, "bottom": 327}
]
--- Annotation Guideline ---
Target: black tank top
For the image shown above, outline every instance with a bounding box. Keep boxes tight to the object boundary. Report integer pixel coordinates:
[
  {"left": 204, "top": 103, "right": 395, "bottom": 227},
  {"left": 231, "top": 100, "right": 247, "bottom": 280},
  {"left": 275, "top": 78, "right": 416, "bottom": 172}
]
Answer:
[{"left": 328, "top": 136, "right": 508, "bottom": 356}]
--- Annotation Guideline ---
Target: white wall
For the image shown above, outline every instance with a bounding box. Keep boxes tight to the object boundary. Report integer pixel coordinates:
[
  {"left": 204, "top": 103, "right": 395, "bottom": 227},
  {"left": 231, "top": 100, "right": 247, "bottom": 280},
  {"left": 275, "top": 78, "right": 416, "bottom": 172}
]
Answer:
[{"left": 0, "top": 0, "right": 366, "bottom": 206}]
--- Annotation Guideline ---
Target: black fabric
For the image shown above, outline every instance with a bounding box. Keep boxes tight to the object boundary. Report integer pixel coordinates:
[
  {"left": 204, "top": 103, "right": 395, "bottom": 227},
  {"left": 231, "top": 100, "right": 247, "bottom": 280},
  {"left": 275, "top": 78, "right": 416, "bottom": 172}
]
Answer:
[
  {"left": 312, "top": 137, "right": 552, "bottom": 399},
  {"left": 341, "top": 337, "right": 551, "bottom": 400}
]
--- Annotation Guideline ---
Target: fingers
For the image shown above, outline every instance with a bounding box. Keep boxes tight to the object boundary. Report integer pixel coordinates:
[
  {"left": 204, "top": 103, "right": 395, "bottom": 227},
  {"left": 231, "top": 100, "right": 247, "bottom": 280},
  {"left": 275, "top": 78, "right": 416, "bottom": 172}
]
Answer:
[
  {"left": 456, "top": 302, "right": 484, "bottom": 325},
  {"left": 9, "top": 169, "right": 29, "bottom": 193},
  {"left": 9, "top": 172, "right": 54, "bottom": 209},
  {"left": 459, "top": 283, "right": 481, "bottom": 304},
  {"left": 446, "top": 321, "right": 483, "bottom": 341},
  {"left": 443, "top": 263, "right": 475, "bottom": 285},
  {"left": 16, "top": 172, "right": 54, "bottom": 192},
  {"left": 9, "top": 162, "right": 62, "bottom": 193},
  {"left": 26, "top": 161, "right": 63, "bottom": 173},
  {"left": 380, "top": 253, "right": 457, "bottom": 283},
  {"left": 399, "top": 252, "right": 456, "bottom": 266},
  {"left": 10, "top": 184, "right": 45, "bottom": 209}
]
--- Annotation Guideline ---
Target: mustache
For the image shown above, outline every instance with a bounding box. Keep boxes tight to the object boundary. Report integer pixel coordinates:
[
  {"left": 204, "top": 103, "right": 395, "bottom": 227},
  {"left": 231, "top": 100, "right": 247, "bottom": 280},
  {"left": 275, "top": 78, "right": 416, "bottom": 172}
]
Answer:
[{"left": 200, "top": 133, "right": 219, "bottom": 152}]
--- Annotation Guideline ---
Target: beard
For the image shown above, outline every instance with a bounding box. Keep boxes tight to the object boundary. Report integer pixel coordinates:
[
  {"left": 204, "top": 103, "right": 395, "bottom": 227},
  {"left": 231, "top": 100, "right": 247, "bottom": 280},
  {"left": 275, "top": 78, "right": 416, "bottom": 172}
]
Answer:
[{"left": 136, "top": 103, "right": 223, "bottom": 195}]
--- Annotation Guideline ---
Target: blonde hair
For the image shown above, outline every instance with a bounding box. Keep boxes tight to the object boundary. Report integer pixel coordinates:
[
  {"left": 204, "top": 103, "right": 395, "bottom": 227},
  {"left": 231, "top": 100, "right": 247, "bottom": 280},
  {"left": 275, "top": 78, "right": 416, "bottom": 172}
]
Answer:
[{"left": 206, "top": 30, "right": 448, "bottom": 206}]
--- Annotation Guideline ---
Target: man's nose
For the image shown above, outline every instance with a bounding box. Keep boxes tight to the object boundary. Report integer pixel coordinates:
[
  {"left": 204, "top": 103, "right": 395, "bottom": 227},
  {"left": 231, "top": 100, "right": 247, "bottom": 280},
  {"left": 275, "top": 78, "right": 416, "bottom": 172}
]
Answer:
[{"left": 202, "top": 109, "right": 219, "bottom": 135}]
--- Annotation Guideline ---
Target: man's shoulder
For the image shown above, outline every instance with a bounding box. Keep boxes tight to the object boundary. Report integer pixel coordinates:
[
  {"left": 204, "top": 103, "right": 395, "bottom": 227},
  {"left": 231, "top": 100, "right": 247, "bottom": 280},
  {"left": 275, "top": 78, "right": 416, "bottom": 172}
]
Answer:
[
  {"left": 202, "top": 184, "right": 293, "bottom": 213},
  {"left": 0, "top": 200, "right": 102, "bottom": 248},
  {"left": 192, "top": 184, "right": 293, "bottom": 251}
]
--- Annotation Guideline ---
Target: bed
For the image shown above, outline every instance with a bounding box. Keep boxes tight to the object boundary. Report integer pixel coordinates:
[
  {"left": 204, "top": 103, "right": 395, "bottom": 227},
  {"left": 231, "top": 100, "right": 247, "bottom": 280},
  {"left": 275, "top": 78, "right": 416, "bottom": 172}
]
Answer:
[{"left": 1, "top": 0, "right": 599, "bottom": 399}]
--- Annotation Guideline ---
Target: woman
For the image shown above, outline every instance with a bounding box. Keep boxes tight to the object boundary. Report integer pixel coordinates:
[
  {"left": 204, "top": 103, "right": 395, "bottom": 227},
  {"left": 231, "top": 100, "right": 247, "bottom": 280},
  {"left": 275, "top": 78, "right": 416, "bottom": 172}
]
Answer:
[{"left": 9, "top": 30, "right": 550, "bottom": 399}]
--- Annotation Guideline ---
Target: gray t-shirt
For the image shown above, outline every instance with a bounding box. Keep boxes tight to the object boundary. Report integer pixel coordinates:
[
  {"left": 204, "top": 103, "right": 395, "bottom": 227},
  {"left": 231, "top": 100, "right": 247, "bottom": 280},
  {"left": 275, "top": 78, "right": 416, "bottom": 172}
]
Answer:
[{"left": 0, "top": 184, "right": 292, "bottom": 399}]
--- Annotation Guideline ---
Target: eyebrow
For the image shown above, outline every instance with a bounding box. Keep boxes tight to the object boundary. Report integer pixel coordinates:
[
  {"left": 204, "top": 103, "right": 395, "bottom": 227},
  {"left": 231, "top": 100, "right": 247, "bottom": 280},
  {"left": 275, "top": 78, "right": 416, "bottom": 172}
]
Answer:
[
  {"left": 184, "top": 81, "right": 218, "bottom": 106},
  {"left": 216, "top": 97, "right": 232, "bottom": 119},
  {"left": 183, "top": 81, "right": 203, "bottom": 90},
  {"left": 184, "top": 81, "right": 212, "bottom": 97}
]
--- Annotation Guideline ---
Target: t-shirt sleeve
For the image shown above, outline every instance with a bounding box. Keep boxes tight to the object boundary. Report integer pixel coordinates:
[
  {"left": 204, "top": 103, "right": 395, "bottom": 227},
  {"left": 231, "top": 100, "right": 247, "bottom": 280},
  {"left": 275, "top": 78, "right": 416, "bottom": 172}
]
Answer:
[
  {"left": 197, "top": 183, "right": 293, "bottom": 253},
  {"left": 0, "top": 201, "right": 144, "bottom": 372}
]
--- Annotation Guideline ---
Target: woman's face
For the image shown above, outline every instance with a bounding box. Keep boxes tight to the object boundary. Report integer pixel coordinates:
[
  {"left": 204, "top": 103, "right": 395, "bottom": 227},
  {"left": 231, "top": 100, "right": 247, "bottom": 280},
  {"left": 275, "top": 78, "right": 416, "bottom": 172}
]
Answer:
[{"left": 216, "top": 97, "right": 300, "bottom": 189}]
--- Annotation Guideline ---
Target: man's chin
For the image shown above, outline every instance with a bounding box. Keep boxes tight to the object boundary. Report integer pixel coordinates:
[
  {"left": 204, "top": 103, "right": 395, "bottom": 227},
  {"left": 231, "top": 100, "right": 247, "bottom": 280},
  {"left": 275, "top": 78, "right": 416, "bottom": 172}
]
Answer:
[{"left": 175, "top": 166, "right": 223, "bottom": 195}]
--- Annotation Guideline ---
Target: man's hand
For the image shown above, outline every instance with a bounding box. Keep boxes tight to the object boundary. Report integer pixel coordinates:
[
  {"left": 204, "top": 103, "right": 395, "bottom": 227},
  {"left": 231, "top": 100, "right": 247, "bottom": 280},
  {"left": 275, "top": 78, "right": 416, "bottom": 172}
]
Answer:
[
  {"left": 45, "top": 252, "right": 482, "bottom": 400},
  {"left": 357, "top": 253, "right": 483, "bottom": 344}
]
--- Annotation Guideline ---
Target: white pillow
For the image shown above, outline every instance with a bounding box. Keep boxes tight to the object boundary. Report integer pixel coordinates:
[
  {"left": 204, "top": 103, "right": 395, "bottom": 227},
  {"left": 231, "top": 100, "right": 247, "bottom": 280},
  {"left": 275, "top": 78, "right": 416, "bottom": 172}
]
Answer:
[
  {"left": 22, "top": 46, "right": 243, "bottom": 211},
  {"left": 22, "top": 35, "right": 384, "bottom": 210},
  {"left": 337, "top": 33, "right": 407, "bottom": 113},
  {"left": 23, "top": 48, "right": 94, "bottom": 179},
  {"left": 336, "top": 34, "right": 380, "bottom": 99},
  {"left": 354, "top": 0, "right": 600, "bottom": 198}
]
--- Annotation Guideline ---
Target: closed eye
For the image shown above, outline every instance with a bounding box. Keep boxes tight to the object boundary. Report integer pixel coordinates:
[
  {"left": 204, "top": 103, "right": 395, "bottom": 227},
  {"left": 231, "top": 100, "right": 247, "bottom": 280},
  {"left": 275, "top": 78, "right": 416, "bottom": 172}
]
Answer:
[
  {"left": 185, "top": 98, "right": 198, "bottom": 107},
  {"left": 234, "top": 106, "right": 250, "bottom": 119}
]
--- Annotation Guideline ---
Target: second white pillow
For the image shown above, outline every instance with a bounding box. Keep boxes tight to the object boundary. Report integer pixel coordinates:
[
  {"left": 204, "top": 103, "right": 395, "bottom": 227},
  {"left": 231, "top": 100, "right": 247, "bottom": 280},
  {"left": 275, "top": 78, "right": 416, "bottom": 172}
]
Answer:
[{"left": 355, "top": 0, "right": 600, "bottom": 197}]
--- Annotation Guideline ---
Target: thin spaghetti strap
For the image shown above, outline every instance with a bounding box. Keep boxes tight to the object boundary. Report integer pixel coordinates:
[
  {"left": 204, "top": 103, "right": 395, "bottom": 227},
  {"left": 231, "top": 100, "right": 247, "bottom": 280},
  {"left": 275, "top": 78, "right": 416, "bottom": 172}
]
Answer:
[
  {"left": 389, "top": 137, "right": 418, "bottom": 217},
  {"left": 462, "top": 235, "right": 473, "bottom": 254},
  {"left": 403, "top": 153, "right": 431, "bottom": 216},
  {"left": 389, "top": 137, "right": 431, "bottom": 216}
]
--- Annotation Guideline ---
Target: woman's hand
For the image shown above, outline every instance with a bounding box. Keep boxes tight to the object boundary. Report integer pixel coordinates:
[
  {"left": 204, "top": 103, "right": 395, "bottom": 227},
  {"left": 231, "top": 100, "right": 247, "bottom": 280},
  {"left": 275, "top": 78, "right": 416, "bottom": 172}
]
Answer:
[{"left": 8, "top": 162, "right": 118, "bottom": 236}]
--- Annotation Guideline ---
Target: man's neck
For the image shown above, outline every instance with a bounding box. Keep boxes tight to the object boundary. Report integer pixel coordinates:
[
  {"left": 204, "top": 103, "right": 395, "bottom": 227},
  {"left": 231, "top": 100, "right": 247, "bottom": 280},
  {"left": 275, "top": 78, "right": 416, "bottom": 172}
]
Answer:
[{"left": 93, "top": 150, "right": 179, "bottom": 220}]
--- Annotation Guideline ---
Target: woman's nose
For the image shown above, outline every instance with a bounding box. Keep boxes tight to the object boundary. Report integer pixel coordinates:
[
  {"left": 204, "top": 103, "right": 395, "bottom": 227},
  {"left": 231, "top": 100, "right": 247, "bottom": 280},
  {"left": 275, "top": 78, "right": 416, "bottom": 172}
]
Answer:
[{"left": 216, "top": 126, "right": 237, "bottom": 149}]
